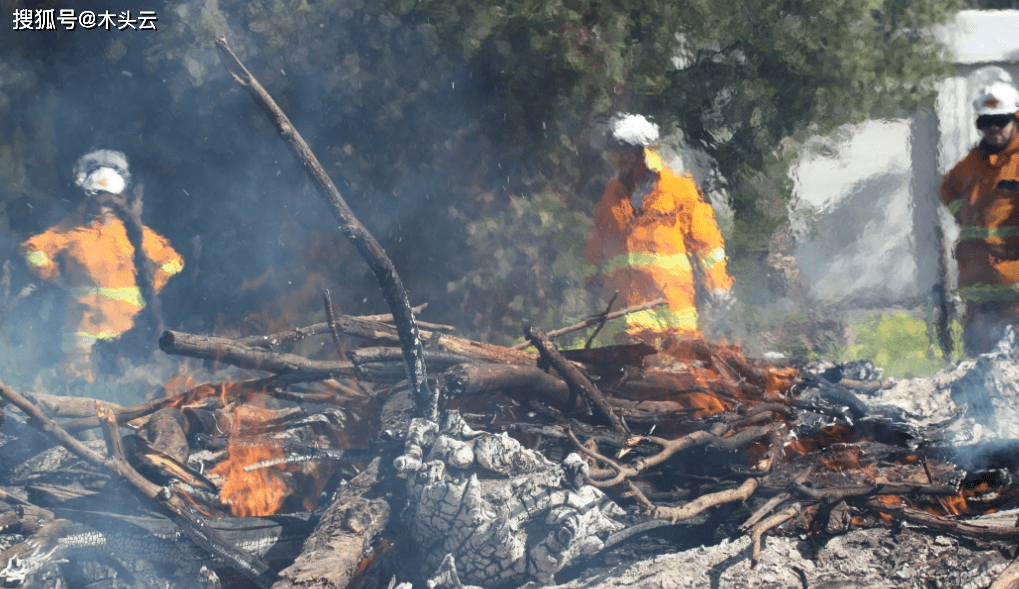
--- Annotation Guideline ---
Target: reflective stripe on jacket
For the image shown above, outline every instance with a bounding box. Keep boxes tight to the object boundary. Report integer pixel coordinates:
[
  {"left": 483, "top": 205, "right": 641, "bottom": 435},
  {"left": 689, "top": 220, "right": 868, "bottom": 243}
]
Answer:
[
  {"left": 941, "top": 113, "right": 1019, "bottom": 304},
  {"left": 586, "top": 154, "right": 733, "bottom": 339}
]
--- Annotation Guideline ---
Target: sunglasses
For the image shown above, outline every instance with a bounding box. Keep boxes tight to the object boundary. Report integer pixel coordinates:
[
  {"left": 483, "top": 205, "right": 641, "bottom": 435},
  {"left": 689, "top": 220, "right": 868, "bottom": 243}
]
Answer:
[{"left": 977, "top": 114, "right": 1015, "bottom": 130}]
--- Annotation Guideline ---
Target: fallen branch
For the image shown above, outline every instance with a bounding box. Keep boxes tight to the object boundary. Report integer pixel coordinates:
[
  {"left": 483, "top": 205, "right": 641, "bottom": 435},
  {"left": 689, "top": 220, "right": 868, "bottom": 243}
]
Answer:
[
  {"left": 214, "top": 36, "right": 435, "bottom": 421},
  {"left": 160, "top": 330, "right": 358, "bottom": 378},
  {"left": 526, "top": 326, "right": 627, "bottom": 434},
  {"left": 653, "top": 478, "right": 760, "bottom": 523},
  {"left": 750, "top": 503, "right": 800, "bottom": 568},
  {"left": 512, "top": 296, "right": 665, "bottom": 350}
]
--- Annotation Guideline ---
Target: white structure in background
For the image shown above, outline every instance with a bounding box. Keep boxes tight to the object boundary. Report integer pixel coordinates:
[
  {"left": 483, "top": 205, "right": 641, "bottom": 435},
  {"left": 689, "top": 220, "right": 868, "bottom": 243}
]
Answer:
[{"left": 792, "top": 10, "right": 1019, "bottom": 307}]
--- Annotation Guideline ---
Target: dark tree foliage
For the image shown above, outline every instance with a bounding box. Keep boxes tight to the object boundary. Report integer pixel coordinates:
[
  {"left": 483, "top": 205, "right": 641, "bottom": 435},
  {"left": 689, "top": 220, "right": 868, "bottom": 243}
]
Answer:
[{"left": 0, "top": 0, "right": 959, "bottom": 351}]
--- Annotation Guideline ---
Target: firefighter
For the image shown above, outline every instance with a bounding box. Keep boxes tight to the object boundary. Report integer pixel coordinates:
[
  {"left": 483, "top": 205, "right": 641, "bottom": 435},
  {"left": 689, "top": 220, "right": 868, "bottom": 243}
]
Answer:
[
  {"left": 941, "top": 81, "right": 1019, "bottom": 356},
  {"left": 585, "top": 113, "right": 734, "bottom": 348},
  {"left": 21, "top": 149, "right": 184, "bottom": 381}
]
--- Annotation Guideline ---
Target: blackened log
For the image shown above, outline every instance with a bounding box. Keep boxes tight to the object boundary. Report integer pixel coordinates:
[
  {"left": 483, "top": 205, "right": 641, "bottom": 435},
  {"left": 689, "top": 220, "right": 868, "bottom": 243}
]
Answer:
[
  {"left": 525, "top": 326, "right": 627, "bottom": 434},
  {"left": 214, "top": 37, "right": 435, "bottom": 421},
  {"left": 348, "top": 347, "right": 481, "bottom": 383},
  {"left": 272, "top": 457, "right": 391, "bottom": 589},
  {"left": 160, "top": 330, "right": 358, "bottom": 378},
  {"left": 444, "top": 362, "right": 576, "bottom": 411}
]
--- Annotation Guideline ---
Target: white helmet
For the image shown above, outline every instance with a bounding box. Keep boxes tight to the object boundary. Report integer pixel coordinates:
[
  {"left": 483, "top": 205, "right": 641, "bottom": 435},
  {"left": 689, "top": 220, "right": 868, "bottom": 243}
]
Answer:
[
  {"left": 74, "top": 149, "right": 131, "bottom": 196},
  {"left": 608, "top": 113, "right": 659, "bottom": 147},
  {"left": 973, "top": 82, "right": 1019, "bottom": 117}
]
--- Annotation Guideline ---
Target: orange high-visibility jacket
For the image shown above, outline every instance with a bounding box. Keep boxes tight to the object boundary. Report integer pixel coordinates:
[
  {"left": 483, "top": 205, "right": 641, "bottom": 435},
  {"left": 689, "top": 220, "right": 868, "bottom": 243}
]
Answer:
[
  {"left": 941, "top": 116, "right": 1019, "bottom": 305},
  {"left": 586, "top": 155, "right": 732, "bottom": 340},
  {"left": 21, "top": 215, "right": 184, "bottom": 351}
]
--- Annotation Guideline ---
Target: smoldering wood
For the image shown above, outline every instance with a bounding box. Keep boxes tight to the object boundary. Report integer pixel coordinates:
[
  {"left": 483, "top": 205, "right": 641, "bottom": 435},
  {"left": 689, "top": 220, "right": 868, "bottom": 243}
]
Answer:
[
  {"left": 348, "top": 347, "right": 483, "bottom": 383},
  {"left": 214, "top": 37, "right": 435, "bottom": 421},
  {"left": 7, "top": 304, "right": 1019, "bottom": 588},
  {"left": 0, "top": 380, "right": 279, "bottom": 589},
  {"left": 865, "top": 499, "right": 1019, "bottom": 541},
  {"left": 444, "top": 362, "right": 575, "bottom": 411},
  {"left": 142, "top": 407, "right": 190, "bottom": 464},
  {"left": 525, "top": 326, "right": 628, "bottom": 434},
  {"left": 793, "top": 481, "right": 961, "bottom": 502}
]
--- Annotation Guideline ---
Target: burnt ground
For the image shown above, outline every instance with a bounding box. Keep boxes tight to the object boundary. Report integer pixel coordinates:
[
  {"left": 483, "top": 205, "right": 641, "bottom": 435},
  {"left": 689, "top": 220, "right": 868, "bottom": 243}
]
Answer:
[{"left": 545, "top": 523, "right": 1012, "bottom": 589}]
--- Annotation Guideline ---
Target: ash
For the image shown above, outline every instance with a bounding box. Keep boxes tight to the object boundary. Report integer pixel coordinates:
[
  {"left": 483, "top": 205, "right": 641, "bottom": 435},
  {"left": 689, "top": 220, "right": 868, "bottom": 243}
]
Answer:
[
  {"left": 864, "top": 326, "right": 1019, "bottom": 448},
  {"left": 393, "top": 411, "right": 626, "bottom": 588}
]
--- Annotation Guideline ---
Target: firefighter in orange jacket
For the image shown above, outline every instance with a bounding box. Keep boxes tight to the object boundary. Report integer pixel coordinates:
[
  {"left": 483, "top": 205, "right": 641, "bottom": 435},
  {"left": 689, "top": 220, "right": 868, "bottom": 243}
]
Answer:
[
  {"left": 21, "top": 150, "right": 184, "bottom": 381},
  {"left": 941, "top": 82, "right": 1019, "bottom": 356},
  {"left": 586, "top": 113, "right": 733, "bottom": 347}
]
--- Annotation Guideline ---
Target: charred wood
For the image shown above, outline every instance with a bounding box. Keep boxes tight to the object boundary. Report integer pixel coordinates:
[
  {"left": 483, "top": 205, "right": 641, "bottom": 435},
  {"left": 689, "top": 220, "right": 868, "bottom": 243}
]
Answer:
[
  {"left": 272, "top": 457, "right": 391, "bottom": 589},
  {"left": 445, "top": 363, "right": 575, "bottom": 411},
  {"left": 0, "top": 380, "right": 278, "bottom": 588},
  {"left": 215, "top": 37, "right": 435, "bottom": 421},
  {"left": 159, "top": 330, "right": 359, "bottom": 379},
  {"left": 525, "top": 326, "right": 627, "bottom": 434}
]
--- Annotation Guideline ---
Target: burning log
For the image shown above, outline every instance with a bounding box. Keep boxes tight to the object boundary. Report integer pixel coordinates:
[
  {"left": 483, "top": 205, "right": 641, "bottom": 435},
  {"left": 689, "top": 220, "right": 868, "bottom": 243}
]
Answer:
[{"left": 0, "top": 380, "right": 280, "bottom": 588}]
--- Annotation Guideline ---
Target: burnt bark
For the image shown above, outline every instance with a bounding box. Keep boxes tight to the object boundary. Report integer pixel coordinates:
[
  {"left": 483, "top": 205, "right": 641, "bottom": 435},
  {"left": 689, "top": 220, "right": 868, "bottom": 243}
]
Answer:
[
  {"left": 214, "top": 37, "right": 435, "bottom": 421},
  {"left": 159, "top": 330, "right": 358, "bottom": 378},
  {"left": 525, "top": 326, "right": 628, "bottom": 434},
  {"left": 271, "top": 458, "right": 391, "bottom": 589}
]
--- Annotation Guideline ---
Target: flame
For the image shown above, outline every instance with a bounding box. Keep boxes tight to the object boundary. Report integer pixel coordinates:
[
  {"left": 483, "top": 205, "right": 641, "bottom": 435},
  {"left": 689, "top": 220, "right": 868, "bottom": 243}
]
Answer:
[
  {"left": 210, "top": 439, "right": 288, "bottom": 517},
  {"left": 207, "top": 389, "right": 291, "bottom": 517}
]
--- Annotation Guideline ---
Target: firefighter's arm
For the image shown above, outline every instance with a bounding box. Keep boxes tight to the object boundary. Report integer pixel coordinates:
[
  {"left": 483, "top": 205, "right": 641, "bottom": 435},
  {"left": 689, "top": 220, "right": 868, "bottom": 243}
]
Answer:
[
  {"left": 683, "top": 185, "right": 733, "bottom": 293},
  {"left": 20, "top": 229, "right": 66, "bottom": 282},
  {"left": 939, "top": 172, "right": 964, "bottom": 221},
  {"left": 142, "top": 227, "right": 184, "bottom": 291}
]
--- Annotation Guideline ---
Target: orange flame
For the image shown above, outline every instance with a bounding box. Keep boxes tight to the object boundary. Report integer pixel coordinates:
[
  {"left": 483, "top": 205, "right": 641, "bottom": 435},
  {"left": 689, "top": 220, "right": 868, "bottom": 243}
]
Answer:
[
  {"left": 207, "top": 389, "right": 292, "bottom": 517},
  {"left": 210, "top": 439, "right": 288, "bottom": 517}
]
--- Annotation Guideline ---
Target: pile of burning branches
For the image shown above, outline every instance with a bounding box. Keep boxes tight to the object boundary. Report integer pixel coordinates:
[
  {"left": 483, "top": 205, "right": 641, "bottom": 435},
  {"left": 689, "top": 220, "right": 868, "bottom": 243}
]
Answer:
[
  {"left": 2, "top": 305, "right": 1019, "bottom": 589},
  {"left": 3, "top": 36, "right": 1019, "bottom": 589}
]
